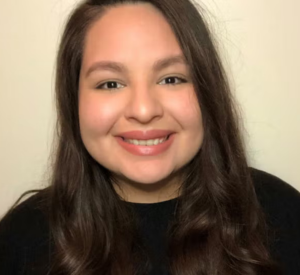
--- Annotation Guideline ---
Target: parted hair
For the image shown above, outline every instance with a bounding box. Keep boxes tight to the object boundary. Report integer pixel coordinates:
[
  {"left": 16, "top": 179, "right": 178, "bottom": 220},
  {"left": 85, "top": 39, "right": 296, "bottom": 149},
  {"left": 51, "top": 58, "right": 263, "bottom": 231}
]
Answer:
[{"left": 47, "top": 0, "right": 281, "bottom": 274}]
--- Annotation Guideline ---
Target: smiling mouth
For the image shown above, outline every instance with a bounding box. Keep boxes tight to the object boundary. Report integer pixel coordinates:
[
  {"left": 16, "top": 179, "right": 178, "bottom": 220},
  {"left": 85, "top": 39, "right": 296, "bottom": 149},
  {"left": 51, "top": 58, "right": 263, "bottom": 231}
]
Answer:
[{"left": 122, "top": 134, "right": 171, "bottom": 146}]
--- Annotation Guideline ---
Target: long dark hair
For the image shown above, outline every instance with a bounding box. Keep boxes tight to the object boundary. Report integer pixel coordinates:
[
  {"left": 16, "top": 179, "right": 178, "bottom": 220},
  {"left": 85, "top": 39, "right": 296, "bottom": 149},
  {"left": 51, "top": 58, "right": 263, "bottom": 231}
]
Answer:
[{"left": 48, "top": 0, "right": 280, "bottom": 274}]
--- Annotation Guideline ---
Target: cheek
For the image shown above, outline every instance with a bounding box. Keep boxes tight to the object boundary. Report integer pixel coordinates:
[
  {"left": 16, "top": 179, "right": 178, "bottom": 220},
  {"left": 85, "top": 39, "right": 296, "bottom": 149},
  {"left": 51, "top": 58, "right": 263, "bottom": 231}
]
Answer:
[
  {"left": 166, "top": 88, "right": 202, "bottom": 129},
  {"left": 79, "top": 93, "right": 119, "bottom": 137}
]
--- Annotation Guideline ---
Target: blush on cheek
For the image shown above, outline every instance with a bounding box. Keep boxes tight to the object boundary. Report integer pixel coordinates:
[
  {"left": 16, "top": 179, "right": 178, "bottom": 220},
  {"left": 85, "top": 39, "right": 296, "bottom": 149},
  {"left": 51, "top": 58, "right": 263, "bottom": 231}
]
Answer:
[
  {"left": 79, "top": 95, "right": 121, "bottom": 137},
  {"left": 166, "top": 88, "right": 201, "bottom": 125}
]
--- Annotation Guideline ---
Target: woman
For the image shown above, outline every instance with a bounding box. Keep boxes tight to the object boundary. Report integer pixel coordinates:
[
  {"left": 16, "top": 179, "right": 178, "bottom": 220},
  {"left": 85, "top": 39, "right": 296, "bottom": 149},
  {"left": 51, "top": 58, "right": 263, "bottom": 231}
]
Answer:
[{"left": 0, "top": 0, "right": 299, "bottom": 274}]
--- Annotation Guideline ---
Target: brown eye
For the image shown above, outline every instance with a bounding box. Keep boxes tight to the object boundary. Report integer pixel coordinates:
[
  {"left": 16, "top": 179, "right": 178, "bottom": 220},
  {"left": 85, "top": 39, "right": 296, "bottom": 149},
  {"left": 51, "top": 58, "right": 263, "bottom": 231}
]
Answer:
[
  {"left": 158, "top": 76, "right": 187, "bottom": 85},
  {"left": 96, "top": 81, "right": 125, "bottom": 90}
]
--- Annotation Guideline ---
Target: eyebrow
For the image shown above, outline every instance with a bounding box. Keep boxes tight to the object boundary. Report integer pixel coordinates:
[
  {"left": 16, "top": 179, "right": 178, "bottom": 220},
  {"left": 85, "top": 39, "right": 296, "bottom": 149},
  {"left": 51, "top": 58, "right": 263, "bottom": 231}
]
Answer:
[{"left": 85, "top": 54, "right": 188, "bottom": 77}]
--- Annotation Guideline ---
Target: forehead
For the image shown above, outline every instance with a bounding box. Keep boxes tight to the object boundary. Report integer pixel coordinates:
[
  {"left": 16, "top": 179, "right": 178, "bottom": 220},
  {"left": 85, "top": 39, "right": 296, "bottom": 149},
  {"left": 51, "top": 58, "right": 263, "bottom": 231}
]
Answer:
[{"left": 82, "top": 3, "right": 183, "bottom": 67}]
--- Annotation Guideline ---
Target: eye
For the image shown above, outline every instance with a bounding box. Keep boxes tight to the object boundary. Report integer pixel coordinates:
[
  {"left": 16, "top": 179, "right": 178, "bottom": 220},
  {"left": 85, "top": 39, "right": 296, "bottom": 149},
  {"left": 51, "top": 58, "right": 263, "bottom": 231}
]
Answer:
[
  {"left": 96, "top": 81, "right": 125, "bottom": 90},
  {"left": 158, "top": 76, "right": 187, "bottom": 85}
]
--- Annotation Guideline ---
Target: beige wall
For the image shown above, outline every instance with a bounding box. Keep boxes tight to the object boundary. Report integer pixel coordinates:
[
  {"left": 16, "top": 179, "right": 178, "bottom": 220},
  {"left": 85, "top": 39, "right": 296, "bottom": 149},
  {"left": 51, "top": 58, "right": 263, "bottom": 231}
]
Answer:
[{"left": 0, "top": 0, "right": 299, "bottom": 218}]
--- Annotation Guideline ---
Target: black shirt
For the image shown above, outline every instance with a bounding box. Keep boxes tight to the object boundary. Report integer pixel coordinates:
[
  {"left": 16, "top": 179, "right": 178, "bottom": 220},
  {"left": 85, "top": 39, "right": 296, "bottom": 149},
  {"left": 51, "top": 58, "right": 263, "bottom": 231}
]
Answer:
[{"left": 1, "top": 168, "right": 300, "bottom": 274}]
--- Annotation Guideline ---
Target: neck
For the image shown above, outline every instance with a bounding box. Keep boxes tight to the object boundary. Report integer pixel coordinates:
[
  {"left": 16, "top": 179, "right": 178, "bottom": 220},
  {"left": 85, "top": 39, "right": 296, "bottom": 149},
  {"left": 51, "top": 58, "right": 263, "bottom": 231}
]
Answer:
[{"left": 112, "top": 173, "right": 182, "bottom": 203}]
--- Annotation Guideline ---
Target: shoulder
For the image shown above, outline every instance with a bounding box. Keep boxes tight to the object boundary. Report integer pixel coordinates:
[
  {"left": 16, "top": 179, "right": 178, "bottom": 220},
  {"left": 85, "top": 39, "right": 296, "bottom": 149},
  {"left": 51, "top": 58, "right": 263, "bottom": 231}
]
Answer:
[
  {"left": 0, "top": 189, "right": 51, "bottom": 274},
  {"left": 250, "top": 167, "right": 300, "bottom": 218},
  {"left": 0, "top": 189, "right": 50, "bottom": 247},
  {"left": 250, "top": 167, "right": 300, "bottom": 274}
]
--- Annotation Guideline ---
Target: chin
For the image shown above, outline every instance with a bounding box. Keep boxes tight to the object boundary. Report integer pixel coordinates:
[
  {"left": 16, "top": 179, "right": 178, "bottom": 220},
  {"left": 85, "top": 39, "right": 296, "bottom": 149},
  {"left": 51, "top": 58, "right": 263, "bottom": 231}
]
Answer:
[{"left": 117, "top": 169, "right": 175, "bottom": 185}]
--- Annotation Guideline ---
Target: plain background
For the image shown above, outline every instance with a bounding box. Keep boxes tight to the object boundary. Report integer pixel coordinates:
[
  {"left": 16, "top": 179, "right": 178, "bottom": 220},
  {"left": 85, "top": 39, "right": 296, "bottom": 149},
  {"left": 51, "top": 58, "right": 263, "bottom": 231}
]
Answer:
[{"left": 0, "top": 0, "right": 299, "bottom": 218}]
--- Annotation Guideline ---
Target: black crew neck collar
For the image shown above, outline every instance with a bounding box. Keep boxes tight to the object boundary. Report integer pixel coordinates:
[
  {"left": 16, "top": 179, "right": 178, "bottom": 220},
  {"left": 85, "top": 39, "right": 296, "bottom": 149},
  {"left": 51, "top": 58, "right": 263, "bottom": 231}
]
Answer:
[{"left": 124, "top": 196, "right": 179, "bottom": 206}]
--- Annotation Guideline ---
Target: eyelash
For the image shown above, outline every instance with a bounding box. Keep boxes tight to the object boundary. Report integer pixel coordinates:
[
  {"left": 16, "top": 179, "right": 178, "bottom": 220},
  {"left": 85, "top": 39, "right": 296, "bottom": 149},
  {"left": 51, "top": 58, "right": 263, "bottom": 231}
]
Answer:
[{"left": 96, "top": 76, "right": 187, "bottom": 90}]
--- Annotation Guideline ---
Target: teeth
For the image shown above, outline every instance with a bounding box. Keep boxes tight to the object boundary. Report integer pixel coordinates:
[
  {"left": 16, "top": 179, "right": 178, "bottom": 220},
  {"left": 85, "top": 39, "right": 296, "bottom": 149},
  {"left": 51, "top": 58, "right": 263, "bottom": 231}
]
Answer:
[{"left": 124, "top": 136, "right": 168, "bottom": 146}]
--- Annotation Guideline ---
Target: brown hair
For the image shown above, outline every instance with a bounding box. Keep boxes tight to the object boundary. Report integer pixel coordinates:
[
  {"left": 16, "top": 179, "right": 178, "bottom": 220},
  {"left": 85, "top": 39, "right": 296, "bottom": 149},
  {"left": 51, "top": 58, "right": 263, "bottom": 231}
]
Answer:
[{"left": 48, "top": 0, "right": 281, "bottom": 274}]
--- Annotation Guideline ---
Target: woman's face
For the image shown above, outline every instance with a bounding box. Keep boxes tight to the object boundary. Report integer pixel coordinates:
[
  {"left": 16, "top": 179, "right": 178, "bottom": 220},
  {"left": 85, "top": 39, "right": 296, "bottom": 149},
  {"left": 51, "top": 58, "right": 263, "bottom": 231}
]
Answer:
[{"left": 79, "top": 3, "right": 204, "bottom": 199}]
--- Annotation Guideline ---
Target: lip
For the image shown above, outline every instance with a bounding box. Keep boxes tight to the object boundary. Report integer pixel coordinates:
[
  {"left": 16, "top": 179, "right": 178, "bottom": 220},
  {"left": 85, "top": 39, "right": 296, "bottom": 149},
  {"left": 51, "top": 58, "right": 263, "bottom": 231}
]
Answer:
[
  {"left": 115, "top": 133, "right": 175, "bottom": 156},
  {"left": 116, "top": 129, "right": 175, "bottom": 140}
]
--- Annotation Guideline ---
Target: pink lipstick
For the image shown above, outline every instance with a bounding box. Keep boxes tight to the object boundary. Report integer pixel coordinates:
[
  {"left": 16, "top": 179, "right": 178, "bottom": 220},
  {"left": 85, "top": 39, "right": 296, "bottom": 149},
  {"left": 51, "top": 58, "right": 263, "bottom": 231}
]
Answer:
[{"left": 115, "top": 130, "right": 175, "bottom": 156}]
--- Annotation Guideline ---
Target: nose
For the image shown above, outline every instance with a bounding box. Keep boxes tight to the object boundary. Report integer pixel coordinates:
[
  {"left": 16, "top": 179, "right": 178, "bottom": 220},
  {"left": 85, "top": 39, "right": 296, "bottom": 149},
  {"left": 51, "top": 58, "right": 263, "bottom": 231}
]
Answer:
[{"left": 124, "top": 85, "right": 164, "bottom": 124}]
